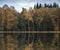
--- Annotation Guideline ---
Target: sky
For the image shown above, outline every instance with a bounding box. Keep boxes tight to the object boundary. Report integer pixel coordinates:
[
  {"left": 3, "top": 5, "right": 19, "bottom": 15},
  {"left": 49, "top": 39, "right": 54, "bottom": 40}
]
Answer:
[{"left": 0, "top": 0, "right": 60, "bottom": 12}]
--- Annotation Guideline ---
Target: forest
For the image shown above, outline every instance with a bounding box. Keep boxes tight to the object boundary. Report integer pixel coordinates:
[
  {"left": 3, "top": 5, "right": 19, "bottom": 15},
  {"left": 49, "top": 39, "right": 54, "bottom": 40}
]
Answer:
[{"left": 0, "top": 2, "right": 60, "bottom": 50}]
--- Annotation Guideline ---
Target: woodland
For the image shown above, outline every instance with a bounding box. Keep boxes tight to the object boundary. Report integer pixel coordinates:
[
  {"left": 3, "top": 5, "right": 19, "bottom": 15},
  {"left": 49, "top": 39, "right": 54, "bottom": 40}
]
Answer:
[{"left": 0, "top": 2, "right": 60, "bottom": 50}]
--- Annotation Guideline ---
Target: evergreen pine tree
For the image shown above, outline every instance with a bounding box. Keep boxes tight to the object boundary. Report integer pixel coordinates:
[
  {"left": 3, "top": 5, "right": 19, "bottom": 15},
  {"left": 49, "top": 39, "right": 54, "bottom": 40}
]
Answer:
[
  {"left": 39, "top": 3, "right": 41, "bottom": 8},
  {"left": 49, "top": 4, "right": 52, "bottom": 8},
  {"left": 36, "top": 3, "right": 39, "bottom": 9}
]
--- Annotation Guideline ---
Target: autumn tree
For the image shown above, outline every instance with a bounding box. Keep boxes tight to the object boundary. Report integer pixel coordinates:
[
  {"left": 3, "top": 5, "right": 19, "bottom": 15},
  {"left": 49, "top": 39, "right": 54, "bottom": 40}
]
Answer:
[
  {"left": 39, "top": 17, "right": 54, "bottom": 31},
  {"left": 0, "top": 8, "right": 4, "bottom": 30}
]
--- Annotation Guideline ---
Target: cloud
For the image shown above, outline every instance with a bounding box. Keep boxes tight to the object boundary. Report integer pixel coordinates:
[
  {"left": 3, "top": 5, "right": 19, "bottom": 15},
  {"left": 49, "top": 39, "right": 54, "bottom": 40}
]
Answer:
[
  {"left": 17, "top": 2, "right": 36, "bottom": 8},
  {"left": 4, "top": 2, "right": 36, "bottom": 12},
  {"left": 14, "top": 2, "right": 36, "bottom": 12}
]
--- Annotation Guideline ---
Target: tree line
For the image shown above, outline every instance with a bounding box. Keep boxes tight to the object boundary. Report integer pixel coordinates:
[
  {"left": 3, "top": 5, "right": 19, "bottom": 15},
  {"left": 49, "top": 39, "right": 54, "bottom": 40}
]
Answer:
[
  {"left": 0, "top": 3, "right": 60, "bottom": 31},
  {"left": 34, "top": 2, "right": 59, "bottom": 9}
]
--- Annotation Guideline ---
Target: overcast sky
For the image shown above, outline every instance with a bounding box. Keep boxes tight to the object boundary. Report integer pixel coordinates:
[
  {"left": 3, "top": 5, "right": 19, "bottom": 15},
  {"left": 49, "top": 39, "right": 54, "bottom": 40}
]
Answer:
[{"left": 0, "top": 0, "right": 60, "bottom": 12}]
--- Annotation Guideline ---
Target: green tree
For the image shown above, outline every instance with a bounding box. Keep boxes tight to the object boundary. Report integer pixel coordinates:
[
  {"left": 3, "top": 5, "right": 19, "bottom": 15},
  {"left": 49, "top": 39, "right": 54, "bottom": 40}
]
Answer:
[
  {"left": 44, "top": 3, "right": 47, "bottom": 7},
  {"left": 36, "top": 3, "right": 39, "bottom": 9},
  {"left": 39, "top": 3, "right": 42, "bottom": 8},
  {"left": 53, "top": 2, "right": 59, "bottom": 8},
  {"left": 49, "top": 4, "right": 53, "bottom": 8}
]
